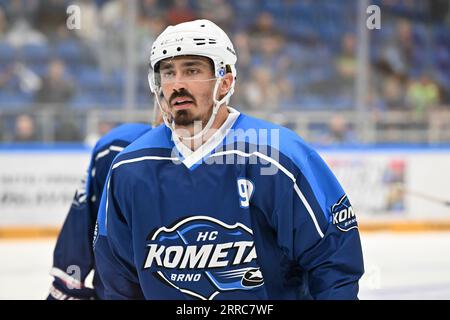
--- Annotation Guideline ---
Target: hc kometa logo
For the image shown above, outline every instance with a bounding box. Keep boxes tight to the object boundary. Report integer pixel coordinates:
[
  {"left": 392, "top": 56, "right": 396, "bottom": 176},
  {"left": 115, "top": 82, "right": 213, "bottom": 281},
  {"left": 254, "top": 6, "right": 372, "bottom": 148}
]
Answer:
[
  {"left": 143, "top": 216, "right": 264, "bottom": 300},
  {"left": 331, "top": 194, "right": 358, "bottom": 232}
]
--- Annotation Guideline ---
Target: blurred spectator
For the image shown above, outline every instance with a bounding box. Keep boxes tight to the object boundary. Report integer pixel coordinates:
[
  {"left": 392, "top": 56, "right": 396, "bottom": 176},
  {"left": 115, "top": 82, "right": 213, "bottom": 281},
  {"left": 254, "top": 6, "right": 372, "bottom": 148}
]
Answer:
[
  {"left": 54, "top": 119, "right": 83, "bottom": 142},
  {"left": 379, "top": 19, "right": 414, "bottom": 77},
  {"left": 34, "top": 59, "right": 75, "bottom": 106},
  {"left": 231, "top": 32, "right": 252, "bottom": 108},
  {"left": 335, "top": 33, "right": 357, "bottom": 94},
  {"left": 243, "top": 66, "right": 280, "bottom": 111},
  {"left": 406, "top": 74, "right": 440, "bottom": 116},
  {"left": 13, "top": 114, "right": 38, "bottom": 142},
  {"left": 85, "top": 120, "right": 116, "bottom": 146},
  {"left": 247, "top": 11, "right": 287, "bottom": 82},
  {"left": 366, "top": 87, "right": 386, "bottom": 115},
  {"left": 5, "top": 19, "right": 47, "bottom": 48},
  {"left": 278, "top": 78, "right": 297, "bottom": 108},
  {"left": 381, "top": 75, "right": 406, "bottom": 110},
  {"left": 98, "top": 0, "right": 128, "bottom": 73},
  {"left": 72, "top": 0, "right": 102, "bottom": 44},
  {"left": 254, "top": 33, "right": 286, "bottom": 68},
  {"left": 140, "top": 0, "right": 166, "bottom": 19},
  {"left": 0, "top": 65, "right": 15, "bottom": 89},
  {"left": 3, "top": 0, "right": 39, "bottom": 26},
  {"left": 166, "top": 0, "right": 196, "bottom": 25},
  {"left": 32, "top": 59, "right": 79, "bottom": 141},
  {"left": 248, "top": 11, "right": 281, "bottom": 38},
  {"left": 248, "top": 12, "right": 283, "bottom": 53},
  {"left": 136, "top": 15, "right": 167, "bottom": 69},
  {"left": 14, "top": 62, "right": 41, "bottom": 94},
  {"left": 0, "top": 0, "right": 446, "bottom": 143},
  {"left": 325, "top": 114, "right": 357, "bottom": 144},
  {"left": 233, "top": 31, "right": 252, "bottom": 77},
  {"left": 35, "top": 0, "right": 67, "bottom": 37},
  {"left": 68, "top": 0, "right": 103, "bottom": 69},
  {"left": 429, "top": 0, "right": 450, "bottom": 22},
  {"left": 0, "top": 7, "right": 7, "bottom": 39},
  {"left": 196, "top": 0, "right": 233, "bottom": 33}
]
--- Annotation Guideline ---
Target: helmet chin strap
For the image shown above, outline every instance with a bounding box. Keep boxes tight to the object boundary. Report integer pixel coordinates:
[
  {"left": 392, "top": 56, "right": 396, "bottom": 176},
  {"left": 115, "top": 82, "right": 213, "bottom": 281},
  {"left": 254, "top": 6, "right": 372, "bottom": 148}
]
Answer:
[{"left": 154, "top": 77, "right": 233, "bottom": 142}]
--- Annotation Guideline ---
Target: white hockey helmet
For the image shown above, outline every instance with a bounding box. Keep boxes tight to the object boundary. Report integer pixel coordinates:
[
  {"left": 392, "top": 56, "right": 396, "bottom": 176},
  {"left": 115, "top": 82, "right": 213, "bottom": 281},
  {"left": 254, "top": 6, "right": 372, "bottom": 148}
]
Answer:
[
  {"left": 148, "top": 19, "right": 238, "bottom": 140},
  {"left": 148, "top": 19, "right": 237, "bottom": 97}
]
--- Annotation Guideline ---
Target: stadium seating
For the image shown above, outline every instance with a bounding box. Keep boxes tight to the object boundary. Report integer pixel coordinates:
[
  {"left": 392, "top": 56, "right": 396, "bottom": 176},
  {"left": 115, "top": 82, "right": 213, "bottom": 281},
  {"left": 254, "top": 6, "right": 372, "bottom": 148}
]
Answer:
[{"left": 0, "top": 0, "right": 447, "bottom": 112}]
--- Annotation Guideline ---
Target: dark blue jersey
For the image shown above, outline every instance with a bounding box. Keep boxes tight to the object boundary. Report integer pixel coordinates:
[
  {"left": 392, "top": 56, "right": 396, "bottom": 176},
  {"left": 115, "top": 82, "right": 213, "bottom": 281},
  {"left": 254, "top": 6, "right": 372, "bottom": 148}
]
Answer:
[
  {"left": 94, "top": 108, "right": 364, "bottom": 300},
  {"left": 48, "top": 123, "right": 151, "bottom": 300}
]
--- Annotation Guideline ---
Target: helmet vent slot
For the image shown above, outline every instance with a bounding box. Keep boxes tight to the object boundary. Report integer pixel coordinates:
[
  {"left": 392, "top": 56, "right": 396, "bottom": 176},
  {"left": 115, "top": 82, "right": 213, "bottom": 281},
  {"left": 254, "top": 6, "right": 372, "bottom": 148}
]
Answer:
[
  {"left": 193, "top": 38, "right": 216, "bottom": 46},
  {"left": 193, "top": 38, "right": 206, "bottom": 45}
]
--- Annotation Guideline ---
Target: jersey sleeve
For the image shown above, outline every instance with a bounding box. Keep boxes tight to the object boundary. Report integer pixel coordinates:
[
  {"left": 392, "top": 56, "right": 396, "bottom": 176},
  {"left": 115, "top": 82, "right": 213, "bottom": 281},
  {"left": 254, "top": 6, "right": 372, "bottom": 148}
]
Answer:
[
  {"left": 93, "top": 168, "right": 144, "bottom": 299},
  {"left": 48, "top": 124, "right": 152, "bottom": 300},
  {"left": 47, "top": 160, "right": 97, "bottom": 300},
  {"left": 273, "top": 149, "right": 364, "bottom": 300}
]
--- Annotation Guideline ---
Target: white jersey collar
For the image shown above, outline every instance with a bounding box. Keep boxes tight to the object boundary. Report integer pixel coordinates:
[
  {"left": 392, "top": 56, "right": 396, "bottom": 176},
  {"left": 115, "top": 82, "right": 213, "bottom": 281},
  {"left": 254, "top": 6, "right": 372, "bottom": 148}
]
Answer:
[{"left": 172, "top": 107, "right": 240, "bottom": 168}]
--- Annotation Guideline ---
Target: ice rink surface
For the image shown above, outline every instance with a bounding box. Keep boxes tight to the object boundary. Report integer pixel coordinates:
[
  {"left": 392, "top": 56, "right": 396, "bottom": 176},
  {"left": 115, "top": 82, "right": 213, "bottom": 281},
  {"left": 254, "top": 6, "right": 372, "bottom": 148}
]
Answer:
[{"left": 1, "top": 232, "right": 450, "bottom": 300}]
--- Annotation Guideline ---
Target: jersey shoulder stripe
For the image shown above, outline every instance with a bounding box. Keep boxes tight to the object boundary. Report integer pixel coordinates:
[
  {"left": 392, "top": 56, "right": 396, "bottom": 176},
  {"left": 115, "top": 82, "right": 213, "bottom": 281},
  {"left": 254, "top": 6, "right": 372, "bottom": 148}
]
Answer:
[
  {"left": 232, "top": 113, "right": 315, "bottom": 172},
  {"left": 87, "top": 123, "right": 152, "bottom": 199},
  {"left": 94, "top": 123, "right": 152, "bottom": 155},
  {"left": 231, "top": 114, "right": 343, "bottom": 223},
  {"left": 117, "top": 124, "right": 174, "bottom": 157}
]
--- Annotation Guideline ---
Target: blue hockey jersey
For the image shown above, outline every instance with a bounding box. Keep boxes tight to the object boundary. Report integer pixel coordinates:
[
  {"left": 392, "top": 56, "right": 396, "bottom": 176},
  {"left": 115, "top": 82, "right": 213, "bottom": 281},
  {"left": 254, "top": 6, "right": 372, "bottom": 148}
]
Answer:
[
  {"left": 48, "top": 123, "right": 151, "bottom": 300},
  {"left": 94, "top": 108, "right": 364, "bottom": 300}
]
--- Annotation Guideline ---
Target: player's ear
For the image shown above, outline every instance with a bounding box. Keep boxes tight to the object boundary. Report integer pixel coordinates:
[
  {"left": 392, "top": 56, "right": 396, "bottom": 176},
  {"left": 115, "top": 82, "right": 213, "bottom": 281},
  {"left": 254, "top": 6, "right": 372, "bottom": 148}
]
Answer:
[{"left": 219, "top": 73, "right": 233, "bottom": 97}]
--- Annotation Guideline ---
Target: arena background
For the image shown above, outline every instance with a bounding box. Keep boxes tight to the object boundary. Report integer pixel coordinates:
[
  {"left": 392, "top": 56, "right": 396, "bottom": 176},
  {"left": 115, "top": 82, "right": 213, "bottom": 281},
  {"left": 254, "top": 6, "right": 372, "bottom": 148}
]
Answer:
[{"left": 0, "top": 0, "right": 449, "bottom": 299}]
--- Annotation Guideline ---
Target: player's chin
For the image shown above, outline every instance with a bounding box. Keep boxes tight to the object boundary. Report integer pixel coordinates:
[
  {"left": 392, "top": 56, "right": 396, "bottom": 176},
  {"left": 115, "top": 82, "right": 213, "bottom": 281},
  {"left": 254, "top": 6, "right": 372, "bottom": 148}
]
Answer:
[{"left": 173, "top": 110, "right": 196, "bottom": 126}]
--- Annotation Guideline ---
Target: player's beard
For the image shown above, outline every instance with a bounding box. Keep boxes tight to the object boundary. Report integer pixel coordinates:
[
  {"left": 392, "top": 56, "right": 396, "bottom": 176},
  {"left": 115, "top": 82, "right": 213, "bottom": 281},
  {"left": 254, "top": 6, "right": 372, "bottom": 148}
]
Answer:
[
  {"left": 168, "top": 88, "right": 215, "bottom": 129},
  {"left": 173, "top": 109, "right": 198, "bottom": 126},
  {"left": 173, "top": 105, "right": 212, "bottom": 128},
  {"left": 169, "top": 88, "right": 199, "bottom": 126}
]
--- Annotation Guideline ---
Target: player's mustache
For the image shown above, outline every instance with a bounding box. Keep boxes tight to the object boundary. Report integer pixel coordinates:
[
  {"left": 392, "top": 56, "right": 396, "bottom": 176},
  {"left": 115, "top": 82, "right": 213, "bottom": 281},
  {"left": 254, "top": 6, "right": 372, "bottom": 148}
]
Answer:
[{"left": 169, "top": 89, "right": 196, "bottom": 106}]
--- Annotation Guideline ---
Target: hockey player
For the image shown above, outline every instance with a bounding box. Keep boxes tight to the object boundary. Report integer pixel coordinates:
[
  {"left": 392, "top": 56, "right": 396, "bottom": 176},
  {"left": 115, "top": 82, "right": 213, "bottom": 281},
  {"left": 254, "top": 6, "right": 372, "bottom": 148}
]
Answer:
[
  {"left": 94, "top": 19, "right": 364, "bottom": 300},
  {"left": 47, "top": 123, "right": 152, "bottom": 300}
]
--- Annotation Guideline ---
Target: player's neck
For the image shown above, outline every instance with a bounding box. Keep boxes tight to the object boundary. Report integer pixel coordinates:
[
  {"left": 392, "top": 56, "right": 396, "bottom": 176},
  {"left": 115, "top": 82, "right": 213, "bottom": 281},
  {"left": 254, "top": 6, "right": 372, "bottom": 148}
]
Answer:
[{"left": 175, "top": 105, "right": 230, "bottom": 151}]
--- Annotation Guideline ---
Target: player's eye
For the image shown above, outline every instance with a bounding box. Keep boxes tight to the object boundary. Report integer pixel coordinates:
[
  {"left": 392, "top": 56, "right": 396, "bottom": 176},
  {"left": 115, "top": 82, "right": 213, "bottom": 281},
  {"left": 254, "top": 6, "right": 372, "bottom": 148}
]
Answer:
[
  {"left": 186, "top": 68, "right": 200, "bottom": 75},
  {"left": 161, "top": 70, "right": 175, "bottom": 78}
]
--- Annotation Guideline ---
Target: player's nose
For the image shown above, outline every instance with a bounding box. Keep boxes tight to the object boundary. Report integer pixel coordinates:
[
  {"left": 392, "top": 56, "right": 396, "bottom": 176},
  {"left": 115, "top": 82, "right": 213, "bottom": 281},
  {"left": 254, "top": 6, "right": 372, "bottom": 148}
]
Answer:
[{"left": 171, "top": 74, "right": 188, "bottom": 91}]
